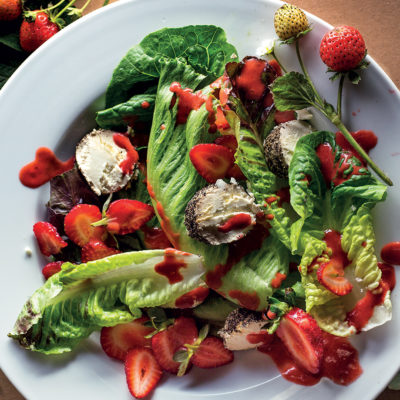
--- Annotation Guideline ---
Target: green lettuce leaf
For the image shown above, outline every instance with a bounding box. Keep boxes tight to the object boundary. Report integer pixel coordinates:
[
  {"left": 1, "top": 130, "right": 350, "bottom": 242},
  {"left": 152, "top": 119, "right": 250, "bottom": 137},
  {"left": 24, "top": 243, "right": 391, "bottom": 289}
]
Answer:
[
  {"left": 96, "top": 93, "right": 156, "bottom": 130},
  {"left": 105, "top": 25, "right": 238, "bottom": 107},
  {"left": 9, "top": 249, "right": 204, "bottom": 354}
]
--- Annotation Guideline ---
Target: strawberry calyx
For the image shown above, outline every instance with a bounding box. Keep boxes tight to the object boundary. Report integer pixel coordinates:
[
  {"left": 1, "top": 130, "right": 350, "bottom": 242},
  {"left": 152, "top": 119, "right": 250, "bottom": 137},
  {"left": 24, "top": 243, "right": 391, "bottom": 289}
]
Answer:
[
  {"left": 280, "top": 26, "right": 312, "bottom": 45},
  {"left": 173, "top": 324, "right": 210, "bottom": 376},
  {"left": 143, "top": 308, "right": 174, "bottom": 339}
]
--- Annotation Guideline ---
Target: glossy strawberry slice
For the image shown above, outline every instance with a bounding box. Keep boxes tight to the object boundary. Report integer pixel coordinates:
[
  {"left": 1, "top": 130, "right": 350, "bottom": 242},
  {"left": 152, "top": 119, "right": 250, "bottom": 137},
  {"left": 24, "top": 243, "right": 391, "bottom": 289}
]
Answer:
[
  {"left": 268, "top": 59, "right": 282, "bottom": 76},
  {"left": 42, "top": 261, "right": 63, "bottom": 279},
  {"left": 105, "top": 199, "right": 154, "bottom": 235},
  {"left": 317, "top": 259, "right": 353, "bottom": 296},
  {"left": 276, "top": 308, "right": 324, "bottom": 375},
  {"left": 141, "top": 226, "right": 171, "bottom": 249},
  {"left": 100, "top": 317, "right": 154, "bottom": 361},
  {"left": 33, "top": 221, "right": 67, "bottom": 256},
  {"left": 151, "top": 317, "right": 198, "bottom": 374},
  {"left": 191, "top": 336, "right": 234, "bottom": 368},
  {"left": 64, "top": 204, "right": 107, "bottom": 246},
  {"left": 274, "top": 110, "right": 296, "bottom": 124},
  {"left": 81, "top": 239, "right": 120, "bottom": 262},
  {"left": 189, "top": 143, "right": 234, "bottom": 183},
  {"left": 125, "top": 347, "right": 162, "bottom": 399}
]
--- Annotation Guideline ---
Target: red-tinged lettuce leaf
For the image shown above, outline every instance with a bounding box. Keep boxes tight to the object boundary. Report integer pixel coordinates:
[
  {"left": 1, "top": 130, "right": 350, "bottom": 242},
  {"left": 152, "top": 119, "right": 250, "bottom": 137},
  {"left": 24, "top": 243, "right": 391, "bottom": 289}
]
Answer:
[{"left": 46, "top": 164, "right": 100, "bottom": 232}]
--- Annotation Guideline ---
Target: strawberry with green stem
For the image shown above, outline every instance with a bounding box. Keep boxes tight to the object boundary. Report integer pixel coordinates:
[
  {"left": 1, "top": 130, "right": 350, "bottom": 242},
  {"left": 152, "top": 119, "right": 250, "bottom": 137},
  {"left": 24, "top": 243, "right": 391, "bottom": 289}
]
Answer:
[
  {"left": 20, "top": 0, "right": 93, "bottom": 52},
  {"left": 272, "top": 4, "right": 392, "bottom": 185}
]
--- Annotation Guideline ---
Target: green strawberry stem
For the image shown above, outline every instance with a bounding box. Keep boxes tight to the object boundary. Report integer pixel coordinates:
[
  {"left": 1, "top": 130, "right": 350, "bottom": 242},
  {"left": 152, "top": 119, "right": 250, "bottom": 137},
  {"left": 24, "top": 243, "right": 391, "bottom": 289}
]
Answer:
[
  {"left": 331, "top": 116, "right": 392, "bottom": 185},
  {"left": 337, "top": 75, "right": 345, "bottom": 120},
  {"left": 271, "top": 51, "right": 287, "bottom": 73},
  {"left": 46, "top": 0, "right": 67, "bottom": 12},
  {"left": 294, "top": 39, "right": 393, "bottom": 186},
  {"left": 79, "top": 0, "right": 93, "bottom": 13},
  {"left": 54, "top": 0, "right": 78, "bottom": 19},
  {"left": 295, "top": 40, "right": 324, "bottom": 107}
]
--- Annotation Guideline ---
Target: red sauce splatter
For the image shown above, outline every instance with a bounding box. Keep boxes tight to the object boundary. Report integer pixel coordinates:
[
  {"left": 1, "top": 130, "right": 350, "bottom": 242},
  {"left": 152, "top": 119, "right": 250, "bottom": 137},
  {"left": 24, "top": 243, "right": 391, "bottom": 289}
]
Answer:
[
  {"left": 169, "top": 82, "right": 205, "bottom": 125},
  {"left": 141, "top": 225, "right": 171, "bottom": 249},
  {"left": 228, "top": 289, "right": 260, "bottom": 310},
  {"left": 175, "top": 286, "right": 210, "bottom": 308},
  {"left": 265, "top": 196, "right": 277, "bottom": 205},
  {"left": 205, "top": 95, "right": 217, "bottom": 133},
  {"left": 141, "top": 101, "right": 150, "bottom": 109},
  {"left": 346, "top": 262, "right": 396, "bottom": 332},
  {"left": 268, "top": 59, "right": 282, "bottom": 76},
  {"left": 266, "top": 214, "right": 274, "bottom": 220},
  {"left": 113, "top": 133, "right": 139, "bottom": 175},
  {"left": 215, "top": 106, "right": 230, "bottom": 132},
  {"left": 156, "top": 201, "right": 180, "bottom": 249},
  {"left": 218, "top": 213, "right": 253, "bottom": 233},
  {"left": 389, "top": 89, "right": 396, "bottom": 94},
  {"left": 146, "top": 182, "right": 180, "bottom": 248},
  {"left": 325, "top": 230, "right": 350, "bottom": 267},
  {"left": 352, "top": 111, "right": 357, "bottom": 117},
  {"left": 146, "top": 181, "right": 156, "bottom": 199},
  {"left": 362, "top": 241, "right": 367, "bottom": 247},
  {"left": 19, "top": 147, "right": 75, "bottom": 188},
  {"left": 276, "top": 187, "right": 290, "bottom": 207},
  {"left": 316, "top": 142, "right": 367, "bottom": 187},
  {"left": 246, "top": 331, "right": 273, "bottom": 345},
  {"left": 381, "top": 241, "right": 400, "bottom": 265},
  {"left": 335, "top": 130, "right": 378, "bottom": 162},
  {"left": 258, "top": 332, "right": 362, "bottom": 386},
  {"left": 235, "top": 58, "right": 267, "bottom": 101},
  {"left": 271, "top": 272, "right": 287, "bottom": 288},
  {"left": 206, "top": 224, "right": 269, "bottom": 290},
  {"left": 160, "top": 124, "right": 166, "bottom": 130},
  {"left": 154, "top": 248, "right": 187, "bottom": 284}
]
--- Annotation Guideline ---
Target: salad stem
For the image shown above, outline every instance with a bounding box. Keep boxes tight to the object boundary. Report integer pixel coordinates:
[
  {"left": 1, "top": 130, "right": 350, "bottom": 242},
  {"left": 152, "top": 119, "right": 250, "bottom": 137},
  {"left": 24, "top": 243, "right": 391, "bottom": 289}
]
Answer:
[
  {"left": 102, "top": 0, "right": 110, "bottom": 6},
  {"left": 54, "top": 0, "right": 77, "bottom": 19},
  {"left": 331, "top": 117, "right": 393, "bottom": 185},
  {"left": 271, "top": 51, "right": 287, "bottom": 74},
  {"left": 79, "top": 0, "right": 93, "bottom": 13},
  {"left": 45, "top": 0, "right": 67, "bottom": 12},
  {"left": 295, "top": 40, "right": 324, "bottom": 107},
  {"left": 337, "top": 75, "right": 345, "bottom": 121},
  {"left": 294, "top": 39, "right": 392, "bottom": 186}
]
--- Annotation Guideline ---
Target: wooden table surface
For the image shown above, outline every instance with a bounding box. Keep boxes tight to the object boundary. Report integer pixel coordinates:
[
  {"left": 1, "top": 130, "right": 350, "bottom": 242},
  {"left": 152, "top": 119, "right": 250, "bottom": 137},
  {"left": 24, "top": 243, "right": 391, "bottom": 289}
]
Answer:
[{"left": 1, "top": 0, "right": 399, "bottom": 399}]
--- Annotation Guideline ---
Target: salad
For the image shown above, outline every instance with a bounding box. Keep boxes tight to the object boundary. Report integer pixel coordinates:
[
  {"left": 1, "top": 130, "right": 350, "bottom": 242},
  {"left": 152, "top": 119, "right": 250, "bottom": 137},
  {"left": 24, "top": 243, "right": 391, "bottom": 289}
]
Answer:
[{"left": 9, "top": 4, "right": 400, "bottom": 399}]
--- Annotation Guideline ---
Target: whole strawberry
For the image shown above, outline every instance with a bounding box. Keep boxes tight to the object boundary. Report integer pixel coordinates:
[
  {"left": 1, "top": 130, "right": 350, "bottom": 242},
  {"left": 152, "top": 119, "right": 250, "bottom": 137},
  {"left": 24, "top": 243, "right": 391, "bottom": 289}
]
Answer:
[
  {"left": 0, "top": 0, "right": 21, "bottom": 21},
  {"left": 320, "top": 26, "right": 366, "bottom": 72},
  {"left": 20, "top": 11, "right": 59, "bottom": 53},
  {"left": 274, "top": 4, "right": 309, "bottom": 41}
]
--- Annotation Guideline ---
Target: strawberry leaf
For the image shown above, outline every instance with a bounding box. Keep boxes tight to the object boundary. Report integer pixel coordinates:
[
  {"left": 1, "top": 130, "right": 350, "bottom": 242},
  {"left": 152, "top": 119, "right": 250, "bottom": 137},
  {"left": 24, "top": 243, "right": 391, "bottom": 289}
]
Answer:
[{"left": 270, "top": 72, "right": 316, "bottom": 111}]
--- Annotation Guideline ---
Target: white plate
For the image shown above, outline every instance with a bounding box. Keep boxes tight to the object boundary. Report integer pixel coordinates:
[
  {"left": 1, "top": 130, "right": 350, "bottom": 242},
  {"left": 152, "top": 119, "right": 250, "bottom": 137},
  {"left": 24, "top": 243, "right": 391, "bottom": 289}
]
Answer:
[{"left": 0, "top": 0, "right": 399, "bottom": 399}]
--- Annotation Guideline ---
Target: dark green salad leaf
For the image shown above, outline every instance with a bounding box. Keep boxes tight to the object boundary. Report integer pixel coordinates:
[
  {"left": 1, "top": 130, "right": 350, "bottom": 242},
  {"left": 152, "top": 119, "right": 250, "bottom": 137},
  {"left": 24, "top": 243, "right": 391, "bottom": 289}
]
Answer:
[{"left": 105, "top": 25, "right": 238, "bottom": 107}]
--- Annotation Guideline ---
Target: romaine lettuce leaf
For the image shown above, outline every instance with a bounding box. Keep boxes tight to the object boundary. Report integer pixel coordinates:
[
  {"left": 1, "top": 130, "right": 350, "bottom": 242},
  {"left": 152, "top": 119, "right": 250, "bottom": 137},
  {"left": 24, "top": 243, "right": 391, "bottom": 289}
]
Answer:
[
  {"left": 9, "top": 249, "right": 204, "bottom": 354},
  {"left": 288, "top": 131, "right": 388, "bottom": 335},
  {"left": 105, "top": 25, "right": 238, "bottom": 107}
]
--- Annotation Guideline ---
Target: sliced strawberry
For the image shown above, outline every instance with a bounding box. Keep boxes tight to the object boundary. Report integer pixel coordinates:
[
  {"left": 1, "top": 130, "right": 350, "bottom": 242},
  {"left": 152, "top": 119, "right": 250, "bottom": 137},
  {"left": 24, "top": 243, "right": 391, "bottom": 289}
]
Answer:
[
  {"left": 151, "top": 316, "right": 198, "bottom": 374},
  {"left": 100, "top": 317, "right": 154, "bottom": 361},
  {"left": 33, "top": 221, "right": 67, "bottom": 257},
  {"left": 214, "top": 135, "right": 238, "bottom": 152},
  {"left": 274, "top": 110, "right": 296, "bottom": 124},
  {"left": 64, "top": 204, "right": 107, "bottom": 246},
  {"left": 105, "top": 199, "right": 154, "bottom": 235},
  {"left": 81, "top": 239, "right": 120, "bottom": 262},
  {"left": 125, "top": 347, "right": 162, "bottom": 399},
  {"left": 317, "top": 259, "right": 353, "bottom": 296},
  {"left": 226, "top": 163, "right": 246, "bottom": 180},
  {"left": 42, "top": 261, "right": 63, "bottom": 279},
  {"left": 276, "top": 308, "right": 324, "bottom": 375},
  {"left": 191, "top": 336, "right": 234, "bottom": 368},
  {"left": 189, "top": 143, "right": 234, "bottom": 183}
]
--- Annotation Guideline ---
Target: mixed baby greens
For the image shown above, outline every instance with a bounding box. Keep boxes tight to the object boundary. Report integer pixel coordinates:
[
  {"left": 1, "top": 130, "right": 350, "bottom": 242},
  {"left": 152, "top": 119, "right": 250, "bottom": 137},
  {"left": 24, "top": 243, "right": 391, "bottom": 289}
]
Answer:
[{"left": 10, "top": 23, "right": 391, "bottom": 371}]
